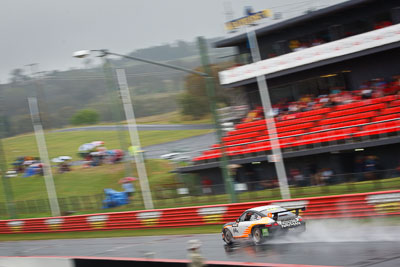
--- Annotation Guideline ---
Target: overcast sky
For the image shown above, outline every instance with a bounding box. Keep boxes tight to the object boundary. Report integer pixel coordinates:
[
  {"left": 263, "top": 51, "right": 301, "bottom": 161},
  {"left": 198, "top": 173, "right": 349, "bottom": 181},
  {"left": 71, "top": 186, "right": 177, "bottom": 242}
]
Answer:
[{"left": 0, "top": 0, "right": 346, "bottom": 82}]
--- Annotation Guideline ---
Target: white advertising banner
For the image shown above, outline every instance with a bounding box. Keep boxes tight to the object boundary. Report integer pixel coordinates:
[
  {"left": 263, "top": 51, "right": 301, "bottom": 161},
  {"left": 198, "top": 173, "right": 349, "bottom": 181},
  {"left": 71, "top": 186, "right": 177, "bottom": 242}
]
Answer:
[{"left": 219, "top": 24, "right": 400, "bottom": 85}]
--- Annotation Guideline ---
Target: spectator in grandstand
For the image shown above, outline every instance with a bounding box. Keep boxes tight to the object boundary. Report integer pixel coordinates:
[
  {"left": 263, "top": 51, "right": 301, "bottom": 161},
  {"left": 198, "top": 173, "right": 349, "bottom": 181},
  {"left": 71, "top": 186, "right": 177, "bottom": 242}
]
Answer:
[
  {"left": 202, "top": 177, "right": 213, "bottom": 195},
  {"left": 364, "top": 155, "right": 378, "bottom": 180},
  {"left": 359, "top": 81, "right": 373, "bottom": 99},
  {"left": 371, "top": 78, "right": 386, "bottom": 98},
  {"left": 313, "top": 170, "right": 323, "bottom": 185},
  {"left": 311, "top": 38, "right": 324, "bottom": 46},
  {"left": 384, "top": 77, "right": 399, "bottom": 95},
  {"left": 396, "top": 161, "right": 400, "bottom": 177},
  {"left": 289, "top": 168, "right": 307, "bottom": 187},
  {"left": 354, "top": 157, "right": 365, "bottom": 181},
  {"left": 321, "top": 168, "right": 334, "bottom": 185},
  {"left": 305, "top": 162, "right": 318, "bottom": 185},
  {"left": 318, "top": 94, "right": 331, "bottom": 107},
  {"left": 288, "top": 102, "right": 299, "bottom": 113}
]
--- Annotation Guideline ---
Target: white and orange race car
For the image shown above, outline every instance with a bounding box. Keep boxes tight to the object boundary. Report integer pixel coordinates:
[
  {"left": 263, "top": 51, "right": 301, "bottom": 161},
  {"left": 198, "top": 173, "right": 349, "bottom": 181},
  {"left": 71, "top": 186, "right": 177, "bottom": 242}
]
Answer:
[{"left": 222, "top": 205, "right": 306, "bottom": 245}]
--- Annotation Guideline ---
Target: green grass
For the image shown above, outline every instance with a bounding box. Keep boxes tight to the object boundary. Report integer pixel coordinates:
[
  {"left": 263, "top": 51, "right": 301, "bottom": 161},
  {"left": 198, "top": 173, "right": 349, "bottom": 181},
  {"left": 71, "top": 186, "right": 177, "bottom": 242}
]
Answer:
[
  {"left": 0, "top": 159, "right": 180, "bottom": 203},
  {"left": 0, "top": 129, "right": 211, "bottom": 207},
  {"left": 0, "top": 225, "right": 221, "bottom": 242}
]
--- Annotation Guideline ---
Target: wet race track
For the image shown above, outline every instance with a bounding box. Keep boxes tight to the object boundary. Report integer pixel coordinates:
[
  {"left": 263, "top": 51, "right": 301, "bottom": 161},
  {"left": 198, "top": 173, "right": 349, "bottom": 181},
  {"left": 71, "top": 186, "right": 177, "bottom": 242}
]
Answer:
[{"left": 1, "top": 220, "right": 400, "bottom": 266}]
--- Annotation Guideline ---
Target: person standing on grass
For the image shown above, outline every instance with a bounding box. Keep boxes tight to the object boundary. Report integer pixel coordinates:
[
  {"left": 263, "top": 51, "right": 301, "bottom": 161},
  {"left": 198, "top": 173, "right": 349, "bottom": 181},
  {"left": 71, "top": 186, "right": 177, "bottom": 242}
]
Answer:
[
  {"left": 187, "top": 239, "right": 206, "bottom": 267},
  {"left": 122, "top": 181, "right": 135, "bottom": 201}
]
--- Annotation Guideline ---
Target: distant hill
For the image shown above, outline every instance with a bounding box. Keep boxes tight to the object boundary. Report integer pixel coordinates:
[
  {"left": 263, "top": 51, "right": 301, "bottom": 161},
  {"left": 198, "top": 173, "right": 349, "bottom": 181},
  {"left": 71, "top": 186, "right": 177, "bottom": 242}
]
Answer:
[{"left": 0, "top": 38, "right": 234, "bottom": 137}]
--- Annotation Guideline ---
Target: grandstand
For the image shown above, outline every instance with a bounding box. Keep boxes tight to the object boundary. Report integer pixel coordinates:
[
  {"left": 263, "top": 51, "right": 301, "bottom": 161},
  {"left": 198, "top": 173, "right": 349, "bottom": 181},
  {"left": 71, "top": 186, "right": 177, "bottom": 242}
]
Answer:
[{"left": 177, "top": 0, "right": 400, "bottom": 187}]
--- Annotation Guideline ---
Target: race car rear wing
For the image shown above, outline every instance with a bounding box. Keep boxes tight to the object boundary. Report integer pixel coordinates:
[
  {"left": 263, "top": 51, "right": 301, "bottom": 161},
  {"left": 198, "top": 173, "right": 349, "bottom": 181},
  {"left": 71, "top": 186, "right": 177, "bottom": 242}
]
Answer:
[{"left": 272, "top": 206, "right": 306, "bottom": 221}]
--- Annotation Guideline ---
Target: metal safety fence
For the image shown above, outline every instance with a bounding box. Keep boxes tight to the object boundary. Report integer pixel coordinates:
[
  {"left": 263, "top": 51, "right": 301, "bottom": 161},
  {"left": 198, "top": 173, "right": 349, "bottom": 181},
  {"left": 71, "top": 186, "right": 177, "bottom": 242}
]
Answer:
[{"left": 0, "top": 169, "right": 399, "bottom": 218}]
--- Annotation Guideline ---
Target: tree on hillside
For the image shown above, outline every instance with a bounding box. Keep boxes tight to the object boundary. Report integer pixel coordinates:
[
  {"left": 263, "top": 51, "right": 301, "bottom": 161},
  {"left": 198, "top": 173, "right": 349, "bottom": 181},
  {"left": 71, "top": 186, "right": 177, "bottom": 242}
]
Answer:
[
  {"left": 179, "top": 63, "right": 233, "bottom": 119},
  {"left": 9, "top": 68, "right": 29, "bottom": 84},
  {"left": 70, "top": 109, "right": 99, "bottom": 125}
]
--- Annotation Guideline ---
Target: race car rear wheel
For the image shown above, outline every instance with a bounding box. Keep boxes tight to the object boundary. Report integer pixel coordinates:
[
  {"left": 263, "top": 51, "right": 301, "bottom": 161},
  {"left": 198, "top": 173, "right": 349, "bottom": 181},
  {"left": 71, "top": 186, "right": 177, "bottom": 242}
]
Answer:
[
  {"left": 252, "top": 227, "right": 265, "bottom": 245},
  {"left": 223, "top": 229, "right": 234, "bottom": 245}
]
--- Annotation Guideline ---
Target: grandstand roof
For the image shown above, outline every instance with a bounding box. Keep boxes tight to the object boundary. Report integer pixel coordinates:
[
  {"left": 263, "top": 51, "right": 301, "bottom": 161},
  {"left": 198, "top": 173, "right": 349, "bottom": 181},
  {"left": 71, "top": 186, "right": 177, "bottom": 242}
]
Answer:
[
  {"left": 220, "top": 41, "right": 400, "bottom": 88},
  {"left": 214, "top": 0, "right": 374, "bottom": 48}
]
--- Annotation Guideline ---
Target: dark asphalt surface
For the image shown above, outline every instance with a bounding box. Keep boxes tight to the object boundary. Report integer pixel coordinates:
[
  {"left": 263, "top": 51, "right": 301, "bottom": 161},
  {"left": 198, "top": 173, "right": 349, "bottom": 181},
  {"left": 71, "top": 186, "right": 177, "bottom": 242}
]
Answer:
[
  {"left": 143, "top": 132, "right": 217, "bottom": 159},
  {"left": 1, "top": 221, "right": 399, "bottom": 266},
  {"left": 53, "top": 124, "right": 214, "bottom": 132}
]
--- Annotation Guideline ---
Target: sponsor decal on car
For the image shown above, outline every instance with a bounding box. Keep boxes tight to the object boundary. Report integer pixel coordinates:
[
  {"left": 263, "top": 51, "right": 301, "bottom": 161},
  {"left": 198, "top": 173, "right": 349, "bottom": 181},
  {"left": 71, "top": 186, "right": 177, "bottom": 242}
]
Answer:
[
  {"left": 366, "top": 193, "right": 400, "bottom": 213},
  {"left": 45, "top": 218, "right": 64, "bottom": 230},
  {"left": 232, "top": 227, "right": 239, "bottom": 234},
  {"left": 197, "top": 207, "right": 227, "bottom": 224},
  {"left": 137, "top": 211, "right": 162, "bottom": 226},
  {"left": 86, "top": 215, "right": 108, "bottom": 229},
  {"left": 262, "top": 228, "right": 269, "bottom": 236},
  {"left": 7, "top": 221, "right": 24, "bottom": 232},
  {"left": 279, "top": 218, "right": 301, "bottom": 228}
]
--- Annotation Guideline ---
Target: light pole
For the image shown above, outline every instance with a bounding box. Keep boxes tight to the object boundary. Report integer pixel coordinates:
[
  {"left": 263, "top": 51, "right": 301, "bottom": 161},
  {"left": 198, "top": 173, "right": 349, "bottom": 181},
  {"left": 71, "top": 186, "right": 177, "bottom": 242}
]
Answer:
[
  {"left": 74, "top": 50, "right": 151, "bottom": 209},
  {"left": 0, "top": 84, "right": 16, "bottom": 218},
  {"left": 73, "top": 38, "right": 237, "bottom": 203},
  {"left": 28, "top": 97, "right": 61, "bottom": 216},
  {"left": 25, "top": 63, "right": 61, "bottom": 216},
  {"left": 246, "top": 30, "right": 291, "bottom": 199}
]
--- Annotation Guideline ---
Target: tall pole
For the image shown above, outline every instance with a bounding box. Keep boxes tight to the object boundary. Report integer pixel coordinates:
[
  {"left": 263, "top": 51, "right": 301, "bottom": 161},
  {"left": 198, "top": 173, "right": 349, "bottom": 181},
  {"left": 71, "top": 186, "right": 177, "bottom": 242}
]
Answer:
[
  {"left": 0, "top": 85, "right": 16, "bottom": 218},
  {"left": 74, "top": 46, "right": 238, "bottom": 203},
  {"left": 197, "top": 37, "right": 237, "bottom": 203},
  {"left": 116, "top": 69, "right": 154, "bottom": 209},
  {"left": 28, "top": 97, "right": 61, "bottom": 216},
  {"left": 101, "top": 56, "right": 133, "bottom": 178},
  {"left": 26, "top": 63, "right": 51, "bottom": 129},
  {"left": 246, "top": 30, "right": 291, "bottom": 199}
]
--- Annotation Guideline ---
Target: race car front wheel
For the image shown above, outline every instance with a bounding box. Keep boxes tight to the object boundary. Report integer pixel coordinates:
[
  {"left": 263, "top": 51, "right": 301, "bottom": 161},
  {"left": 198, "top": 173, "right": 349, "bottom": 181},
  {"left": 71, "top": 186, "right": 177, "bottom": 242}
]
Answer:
[
  {"left": 223, "top": 229, "right": 234, "bottom": 245},
  {"left": 252, "top": 228, "right": 265, "bottom": 245}
]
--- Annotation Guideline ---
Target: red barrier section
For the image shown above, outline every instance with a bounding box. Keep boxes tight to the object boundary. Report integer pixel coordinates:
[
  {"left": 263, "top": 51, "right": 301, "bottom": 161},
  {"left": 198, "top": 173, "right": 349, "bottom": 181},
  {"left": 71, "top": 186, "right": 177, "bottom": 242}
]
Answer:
[{"left": 1, "top": 190, "right": 399, "bottom": 234}]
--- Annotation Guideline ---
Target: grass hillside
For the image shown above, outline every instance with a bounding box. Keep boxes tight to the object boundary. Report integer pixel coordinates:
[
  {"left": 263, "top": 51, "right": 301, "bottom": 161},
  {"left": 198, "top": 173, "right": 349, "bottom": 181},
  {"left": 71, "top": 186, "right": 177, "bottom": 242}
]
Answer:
[{"left": 0, "top": 128, "right": 211, "bottom": 205}]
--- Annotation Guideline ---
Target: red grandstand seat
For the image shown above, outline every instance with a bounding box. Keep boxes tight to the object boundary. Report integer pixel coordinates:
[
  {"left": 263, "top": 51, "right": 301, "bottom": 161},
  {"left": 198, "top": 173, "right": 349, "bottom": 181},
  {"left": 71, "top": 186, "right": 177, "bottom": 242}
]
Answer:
[
  {"left": 278, "top": 129, "right": 304, "bottom": 138},
  {"left": 235, "top": 119, "right": 265, "bottom": 129},
  {"left": 355, "top": 121, "right": 400, "bottom": 137},
  {"left": 297, "top": 107, "right": 332, "bottom": 118},
  {"left": 246, "top": 140, "right": 271, "bottom": 153},
  {"left": 326, "top": 103, "right": 385, "bottom": 118},
  {"left": 275, "top": 115, "right": 323, "bottom": 128},
  {"left": 380, "top": 95, "right": 398, "bottom": 102},
  {"left": 390, "top": 100, "right": 400, "bottom": 107},
  {"left": 372, "top": 114, "right": 400, "bottom": 122},
  {"left": 319, "top": 111, "right": 377, "bottom": 125},
  {"left": 380, "top": 106, "right": 400, "bottom": 115},
  {"left": 297, "top": 133, "right": 321, "bottom": 146},
  {"left": 277, "top": 122, "right": 314, "bottom": 133},
  {"left": 279, "top": 137, "right": 297, "bottom": 148}
]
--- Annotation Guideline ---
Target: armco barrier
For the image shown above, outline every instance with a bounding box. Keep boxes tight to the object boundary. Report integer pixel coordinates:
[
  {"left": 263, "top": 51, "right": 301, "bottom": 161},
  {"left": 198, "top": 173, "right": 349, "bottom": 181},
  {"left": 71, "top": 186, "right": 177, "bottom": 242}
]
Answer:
[{"left": 0, "top": 190, "right": 399, "bottom": 234}]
